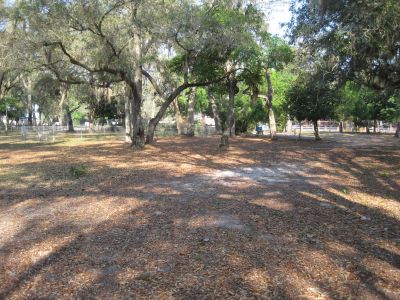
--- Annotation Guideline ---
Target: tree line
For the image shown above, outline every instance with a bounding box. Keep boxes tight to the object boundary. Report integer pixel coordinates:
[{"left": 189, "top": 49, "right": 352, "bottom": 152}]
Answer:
[{"left": 0, "top": 0, "right": 399, "bottom": 146}]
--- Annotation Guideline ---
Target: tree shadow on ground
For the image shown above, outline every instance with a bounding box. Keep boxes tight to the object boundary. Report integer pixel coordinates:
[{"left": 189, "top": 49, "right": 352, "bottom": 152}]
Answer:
[{"left": 0, "top": 135, "right": 399, "bottom": 298}]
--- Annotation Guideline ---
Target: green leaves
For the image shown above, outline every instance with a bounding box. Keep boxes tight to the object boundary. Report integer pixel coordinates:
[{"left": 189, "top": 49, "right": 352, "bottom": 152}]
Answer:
[
  {"left": 289, "top": 0, "right": 400, "bottom": 93},
  {"left": 285, "top": 67, "right": 339, "bottom": 123}
]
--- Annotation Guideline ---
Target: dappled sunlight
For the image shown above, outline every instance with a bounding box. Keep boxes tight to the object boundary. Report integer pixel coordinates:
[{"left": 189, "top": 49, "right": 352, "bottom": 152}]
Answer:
[
  {"left": 298, "top": 190, "right": 332, "bottom": 202},
  {"left": 297, "top": 190, "right": 355, "bottom": 212},
  {"left": 205, "top": 162, "right": 311, "bottom": 186},
  {"left": 116, "top": 268, "right": 141, "bottom": 285},
  {"left": 363, "top": 257, "right": 400, "bottom": 292},
  {"left": 250, "top": 198, "right": 294, "bottom": 211},
  {"left": 355, "top": 191, "right": 400, "bottom": 217},
  {"left": 326, "top": 241, "right": 358, "bottom": 256},
  {"left": 1, "top": 135, "right": 399, "bottom": 298},
  {"left": 216, "top": 193, "right": 239, "bottom": 200},
  {"left": 280, "top": 249, "right": 361, "bottom": 298},
  {"left": 226, "top": 253, "right": 247, "bottom": 268},
  {"left": 242, "top": 268, "right": 271, "bottom": 294},
  {"left": 25, "top": 237, "right": 73, "bottom": 265},
  {"left": 0, "top": 214, "right": 28, "bottom": 246},
  {"left": 176, "top": 214, "right": 249, "bottom": 232},
  {"left": 325, "top": 187, "right": 400, "bottom": 218}
]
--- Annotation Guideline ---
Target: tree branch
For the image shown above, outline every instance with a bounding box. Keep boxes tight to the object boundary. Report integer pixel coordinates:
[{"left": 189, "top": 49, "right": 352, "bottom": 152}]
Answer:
[{"left": 44, "top": 41, "right": 124, "bottom": 77}]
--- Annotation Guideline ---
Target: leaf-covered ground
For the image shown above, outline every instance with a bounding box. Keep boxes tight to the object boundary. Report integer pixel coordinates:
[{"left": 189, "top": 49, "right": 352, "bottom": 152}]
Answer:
[{"left": 0, "top": 133, "right": 399, "bottom": 299}]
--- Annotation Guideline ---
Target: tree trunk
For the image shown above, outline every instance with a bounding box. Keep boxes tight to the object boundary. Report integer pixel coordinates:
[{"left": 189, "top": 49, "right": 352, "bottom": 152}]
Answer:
[
  {"left": 128, "top": 68, "right": 145, "bottom": 148},
  {"left": 144, "top": 59, "right": 228, "bottom": 143},
  {"left": 286, "top": 116, "right": 292, "bottom": 134},
  {"left": 146, "top": 86, "right": 187, "bottom": 144},
  {"left": 225, "top": 60, "right": 235, "bottom": 137},
  {"left": 146, "top": 100, "right": 168, "bottom": 144},
  {"left": 23, "top": 78, "right": 33, "bottom": 126},
  {"left": 28, "top": 89, "right": 33, "bottom": 126},
  {"left": 38, "top": 110, "right": 42, "bottom": 126},
  {"left": 313, "top": 120, "right": 321, "bottom": 140},
  {"left": 373, "top": 119, "right": 377, "bottom": 133},
  {"left": 219, "top": 134, "right": 229, "bottom": 150},
  {"left": 58, "top": 84, "right": 68, "bottom": 127},
  {"left": 65, "top": 105, "right": 74, "bottom": 132},
  {"left": 250, "top": 89, "right": 258, "bottom": 107},
  {"left": 124, "top": 86, "right": 132, "bottom": 142},
  {"left": 187, "top": 87, "right": 196, "bottom": 136},
  {"left": 208, "top": 90, "right": 222, "bottom": 134},
  {"left": 265, "top": 68, "right": 277, "bottom": 140},
  {"left": 339, "top": 121, "right": 343, "bottom": 133},
  {"left": 129, "top": 17, "right": 145, "bottom": 148},
  {"left": 127, "top": 4, "right": 145, "bottom": 149},
  {"left": 395, "top": 123, "right": 400, "bottom": 138},
  {"left": 298, "top": 123, "right": 302, "bottom": 139},
  {"left": 5, "top": 103, "right": 8, "bottom": 136},
  {"left": 58, "top": 85, "right": 68, "bottom": 129},
  {"left": 28, "top": 111, "right": 33, "bottom": 126},
  {"left": 173, "top": 99, "right": 186, "bottom": 135},
  {"left": 146, "top": 118, "right": 157, "bottom": 143},
  {"left": 130, "top": 92, "right": 144, "bottom": 148}
]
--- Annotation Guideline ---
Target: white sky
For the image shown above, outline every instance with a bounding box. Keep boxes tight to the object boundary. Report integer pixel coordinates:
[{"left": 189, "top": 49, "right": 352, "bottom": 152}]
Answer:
[
  {"left": 265, "top": 1, "right": 292, "bottom": 37},
  {"left": 4, "top": 0, "right": 292, "bottom": 37}
]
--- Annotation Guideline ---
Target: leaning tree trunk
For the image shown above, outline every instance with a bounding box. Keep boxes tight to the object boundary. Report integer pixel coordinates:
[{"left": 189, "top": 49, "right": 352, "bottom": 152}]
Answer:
[
  {"left": 145, "top": 56, "right": 236, "bottom": 144},
  {"left": 187, "top": 87, "right": 196, "bottom": 136},
  {"left": 146, "top": 95, "right": 174, "bottom": 144},
  {"left": 146, "top": 102, "right": 168, "bottom": 144},
  {"left": 146, "top": 84, "right": 190, "bottom": 144},
  {"left": 313, "top": 120, "right": 321, "bottom": 140},
  {"left": 265, "top": 68, "right": 277, "bottom": 140},
  {"left": 208, "top": 90, "right": 222, "bottom": 134},
  {"left": 173, "top": 99, "right": 186, "bottom": 135}
]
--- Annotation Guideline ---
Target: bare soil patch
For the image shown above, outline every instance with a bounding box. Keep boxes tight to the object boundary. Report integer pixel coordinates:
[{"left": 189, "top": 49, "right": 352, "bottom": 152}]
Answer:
[{"left": 0, "top": 134, "right": 399, "bottom": 299}]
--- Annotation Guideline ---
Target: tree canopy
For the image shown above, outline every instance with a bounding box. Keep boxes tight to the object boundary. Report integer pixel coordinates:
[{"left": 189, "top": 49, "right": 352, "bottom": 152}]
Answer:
[{"left": 0, "top": 0, "right": 399, "bottom": 142}]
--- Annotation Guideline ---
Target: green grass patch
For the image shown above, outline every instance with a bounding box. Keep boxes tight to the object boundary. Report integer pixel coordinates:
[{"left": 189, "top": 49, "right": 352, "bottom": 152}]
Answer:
[{"left": 69, "top": 164, "right": 88, "bottom": 178}]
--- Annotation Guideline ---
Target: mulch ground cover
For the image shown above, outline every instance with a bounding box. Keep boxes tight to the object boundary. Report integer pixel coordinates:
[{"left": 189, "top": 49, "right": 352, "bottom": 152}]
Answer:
[{"left": 0, "top": 134, "right": 399, "bottom": 299}]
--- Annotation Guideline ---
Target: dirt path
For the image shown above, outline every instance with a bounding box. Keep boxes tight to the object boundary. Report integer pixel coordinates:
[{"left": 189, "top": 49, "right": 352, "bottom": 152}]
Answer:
[{"left": 0, "top": 134, "right": 399, "bottom": 299}]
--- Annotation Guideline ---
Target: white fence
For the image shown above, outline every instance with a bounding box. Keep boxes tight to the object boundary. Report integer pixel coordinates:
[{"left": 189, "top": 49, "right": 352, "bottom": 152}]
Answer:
[
  {"left": 0, "top": 123, "right": 220, "bottom": 141},
  {"left": 0, "top": 124, "right": 123, "bottom": 140},
  {"left": 1, "top": 121, "right": 397, "bottom": 141},
  {"left": 291, "top": 124, "right": 396, "bottom": 134}
]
